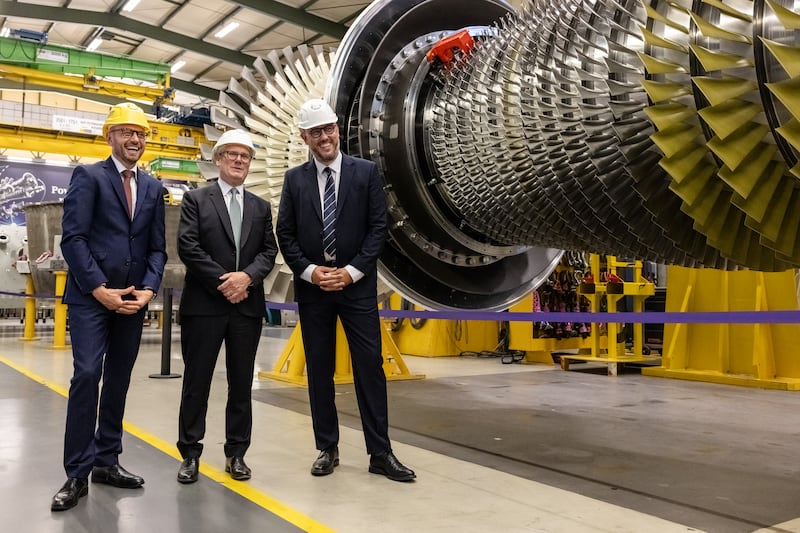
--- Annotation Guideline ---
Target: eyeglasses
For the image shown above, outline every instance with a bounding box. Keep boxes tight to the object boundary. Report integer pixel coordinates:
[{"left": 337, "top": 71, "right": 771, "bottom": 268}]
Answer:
[
  {"left": 307, "top": 124, "right": 337, "bottom": 138},
  {"left": 222, "top": 150, "right": 253, "bottom": 162},
  {"left": 110, "top": 128, "right": 148, "bottom": 140}
]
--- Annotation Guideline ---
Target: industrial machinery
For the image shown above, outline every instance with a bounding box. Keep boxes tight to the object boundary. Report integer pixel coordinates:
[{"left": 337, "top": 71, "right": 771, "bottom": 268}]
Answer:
[{"left": 213, "top": 0, "right": 800, "bottom": 311}]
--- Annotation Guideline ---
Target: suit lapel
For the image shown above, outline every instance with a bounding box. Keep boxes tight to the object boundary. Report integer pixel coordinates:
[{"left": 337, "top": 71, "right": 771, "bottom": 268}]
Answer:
[
  {"left": 132, "top": 169, "right": 148, "bottom": 221},
  {"left": 239, "top": 190, "right": 254, "bottom": 248},
  {"left": 104, "top": 159, "right": 130, "bottom": 218},
  {"left": 305, "top": 161, "right": 323, "bottom": 223},
  {"left": 210, "top": 184, "right": 236, "bottom": 244},
  {"left": 336, "top": 155, "right": 353, "bottom": 217}
]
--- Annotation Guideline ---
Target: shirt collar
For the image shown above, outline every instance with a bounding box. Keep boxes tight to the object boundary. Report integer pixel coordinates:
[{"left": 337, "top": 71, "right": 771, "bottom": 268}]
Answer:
[
  {"left": 218, "top": 180, "right": 243, "bottom": 196},
  {"left": 111, "top": 157, "right": 137, "bottom": 179},
  {"left": 313, "top": 152, "right": 342, "bottom": 178}
]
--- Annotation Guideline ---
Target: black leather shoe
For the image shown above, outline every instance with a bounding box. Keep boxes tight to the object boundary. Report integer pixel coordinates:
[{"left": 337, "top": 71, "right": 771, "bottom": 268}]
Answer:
[
  {"left": 177, "top": 457, "right": 199, "bottom": 484},
  {"left": 369, "top": 451, "right": 416, "bottom": 482},
  {"left": 310, "top": 446, "right": 339, "bottom": 476},
  {"left": 51, "top": 478, "right": 88, "bottom": 511},
  {"left": 225, "top": 456, "right": 251, "bottom": 481},
  {"left": 91, "top": 464, "right": 144, "bottom": 488}
]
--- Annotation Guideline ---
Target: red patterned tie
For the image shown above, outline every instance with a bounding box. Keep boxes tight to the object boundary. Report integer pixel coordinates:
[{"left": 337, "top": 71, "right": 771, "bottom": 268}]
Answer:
[{"left": 121, "top": 169, "right": 133, "bottom": 219}]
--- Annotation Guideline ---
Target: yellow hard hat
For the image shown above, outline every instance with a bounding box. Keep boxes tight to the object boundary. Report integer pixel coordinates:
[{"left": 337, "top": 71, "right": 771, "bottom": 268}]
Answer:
[{"left": 102, "top": 103, "right": 151, "bottom": 136}]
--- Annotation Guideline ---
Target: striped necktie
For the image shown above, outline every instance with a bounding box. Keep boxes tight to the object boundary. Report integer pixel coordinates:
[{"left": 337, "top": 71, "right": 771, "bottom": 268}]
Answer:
[{"left": 322, "top": 167, "right": 336, "bottom": 261}]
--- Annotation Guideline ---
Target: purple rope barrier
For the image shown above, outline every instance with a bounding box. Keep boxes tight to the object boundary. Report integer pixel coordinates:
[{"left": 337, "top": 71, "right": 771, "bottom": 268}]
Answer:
[
  {"left": 8, "top": 292, "right": 798, "bottom": 324},
  {"left": 265, "top": 302, "right": 800, "bottom": 324}
]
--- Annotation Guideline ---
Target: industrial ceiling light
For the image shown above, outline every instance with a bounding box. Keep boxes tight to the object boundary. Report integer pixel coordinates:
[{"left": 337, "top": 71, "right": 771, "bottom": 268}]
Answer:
[
  {"left": 214, "top": 22, "right": 239, "bottom": 39},
  {"left": 86, "top": 37, "right": 103, "bottom": 51},
  {"left": 171, "top": 60, "right": 186, "bottom": 74},
  {"left": 122, "top": 0, "right": 141, "bottom": 12}
]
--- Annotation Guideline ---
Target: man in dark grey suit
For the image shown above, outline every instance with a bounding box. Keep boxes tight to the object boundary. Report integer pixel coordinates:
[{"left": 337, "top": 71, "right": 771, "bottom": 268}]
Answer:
[
  {"left": 276, "top": 99, "right": 415, "bottom": 482},
  {"left": 53, "top": 102, "right": 167, "bottom": 511},
  {"left": 175, "top": 129, "right": 277, "bottom": 484}
]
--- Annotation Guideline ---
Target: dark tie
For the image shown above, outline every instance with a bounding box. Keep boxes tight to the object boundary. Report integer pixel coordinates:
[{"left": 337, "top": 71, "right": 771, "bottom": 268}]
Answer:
[
  {"left": 322, "top": 167, "right": 336, "bottom": 261},
  {"left": 230, "top": 188, "right": 242, "bottom": 269},
  {"left": 121, "top": 169, "right": 133, "bottom": 219}
]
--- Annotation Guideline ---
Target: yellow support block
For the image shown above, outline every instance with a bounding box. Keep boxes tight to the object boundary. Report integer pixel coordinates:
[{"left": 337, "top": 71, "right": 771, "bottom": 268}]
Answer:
[
  {"left": 52, "top": 270, "right": 69, "bottom": 350},
  {"left": 560, "top": 255, "right": 657, "bottom": 376},
  {"left": 20, "top": 274, "right": 40, "bottom": 342},
  {"left": 259, "top": 320, "right": 424, "bottom": 386},
  {"left": 643, "top": 266, "right": 800, "bottom": 389},
  {"left": 390, "top": 318, "right": 500, "bottom": 357},
  {"left": 382, "top": 293, "right": 500, "bottom": 357}
]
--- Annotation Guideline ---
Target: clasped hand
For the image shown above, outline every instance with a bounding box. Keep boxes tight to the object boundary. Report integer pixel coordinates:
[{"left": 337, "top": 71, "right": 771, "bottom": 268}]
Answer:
[
  {"left": 218, "top": 271, "right": 251, "bottom": 304},
  {"left": 92, "top": 285, "right": 153, "bottom": 314},
  {"left": 313, "top": 266, "right": 353, "bottom": 292}
]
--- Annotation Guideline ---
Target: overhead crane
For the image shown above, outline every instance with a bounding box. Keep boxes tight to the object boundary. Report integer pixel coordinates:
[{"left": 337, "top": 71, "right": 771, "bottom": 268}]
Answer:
[
  {"left": 0, "top": 36, "right": 174, "bottom": 105},
  {"left": 0, "top": 120, "right": 204, "bottom": 162},
  {"left": 0, "top": 36, "right": 204, "bottom": 161}
]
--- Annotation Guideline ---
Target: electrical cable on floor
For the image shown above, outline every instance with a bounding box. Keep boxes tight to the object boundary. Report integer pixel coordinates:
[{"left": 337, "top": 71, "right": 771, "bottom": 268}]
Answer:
[{"left": 459, "top": 321, "right": 524, "bottom": 364}]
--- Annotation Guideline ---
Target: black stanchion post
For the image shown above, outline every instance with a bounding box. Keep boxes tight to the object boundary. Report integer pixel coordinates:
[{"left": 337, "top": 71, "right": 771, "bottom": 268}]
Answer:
[{"left": 150, "top": 287, "right": 180, "bottom": 379}]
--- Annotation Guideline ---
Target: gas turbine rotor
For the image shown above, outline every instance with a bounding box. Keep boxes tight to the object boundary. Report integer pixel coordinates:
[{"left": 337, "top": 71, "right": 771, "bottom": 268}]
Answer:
[
  {"left": 327, "top": 0, "right": 564, "bottom": 311},
  {"left": 218, "top": 0, "right": 800, "bottom": 311}
]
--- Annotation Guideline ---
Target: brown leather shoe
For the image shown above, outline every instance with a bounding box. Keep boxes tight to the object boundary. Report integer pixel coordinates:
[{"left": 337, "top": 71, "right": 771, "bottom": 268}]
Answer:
[
  {"left": 310, "top": 446, "right": 339, "bottom": 476},
  {"left": 225, "top": 456, "right": 251, "bottom": 481},
  {"left": 51, "top": 478, "right": 88, "bottom": 511},
  {"left": 369, "top": 451, "right": 416, "bottom": 482}
]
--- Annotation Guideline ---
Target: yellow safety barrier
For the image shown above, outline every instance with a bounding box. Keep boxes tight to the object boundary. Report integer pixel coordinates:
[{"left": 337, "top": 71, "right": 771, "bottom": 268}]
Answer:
[
  {"left": 52, "top": 270, "right": 69, "bottom": 350},
  {"left": 259, "top": 319, "right": 425, "bottom": 386},
  {"left": 643, "top": 266, "right": 800, "bottom": 389},
  {"left": 385, "top": 293, "right": 501, "bottom": 357},
  {"left": 20, "top": 273, "right": 40, "bottom": 341}
]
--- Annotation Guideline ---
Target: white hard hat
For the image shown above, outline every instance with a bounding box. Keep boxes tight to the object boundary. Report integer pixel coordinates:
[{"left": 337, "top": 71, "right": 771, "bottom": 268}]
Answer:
[
  {"left": 212, "top": 129, "right": 255, "bottom": 159},
  {"left": 297, "top": 99, "right": 338, "bottom": 129}
]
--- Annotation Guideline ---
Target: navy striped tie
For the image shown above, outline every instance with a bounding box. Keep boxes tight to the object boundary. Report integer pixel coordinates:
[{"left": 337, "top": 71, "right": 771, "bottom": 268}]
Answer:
[{"left": 322, "top": 167, "right": 336, "bottom": 261}]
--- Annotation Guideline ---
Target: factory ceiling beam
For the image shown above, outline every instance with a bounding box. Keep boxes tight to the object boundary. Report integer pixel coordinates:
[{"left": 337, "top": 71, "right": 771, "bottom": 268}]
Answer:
[
  {"left": 0, "top": 1, "right": 254, "bottom": 66},
  {"left": 233, "top": 0, "right": 347, "bottom": 39}
]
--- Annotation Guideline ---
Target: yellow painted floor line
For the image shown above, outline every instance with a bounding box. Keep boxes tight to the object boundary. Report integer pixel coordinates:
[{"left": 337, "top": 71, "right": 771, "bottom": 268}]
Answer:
[{"left": 0, "top": 355, "right": 336, "bottom": 533}]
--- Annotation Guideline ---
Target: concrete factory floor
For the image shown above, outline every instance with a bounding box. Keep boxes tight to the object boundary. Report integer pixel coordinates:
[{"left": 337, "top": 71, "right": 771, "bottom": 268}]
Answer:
[{"left": 2, "top": 317, "right": 800, "bottom": 533}]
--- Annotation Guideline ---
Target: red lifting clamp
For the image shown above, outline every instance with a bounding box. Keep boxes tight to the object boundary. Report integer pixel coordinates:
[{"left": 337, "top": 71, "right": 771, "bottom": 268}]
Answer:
[{"left": 425, "top": 30, "right": 476, "bottom": 68}]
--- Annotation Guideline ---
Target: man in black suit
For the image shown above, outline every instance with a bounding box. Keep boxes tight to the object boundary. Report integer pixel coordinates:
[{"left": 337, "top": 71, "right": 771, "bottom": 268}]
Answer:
[
  {"left": 53, "top": 103, "right": 167, "bottom": 511},
  {"left": 175, "top": 129, "right": 277, "bottom": 484},
  {"left": 276, "top": 99, "right": 415, "bottom": 482}
]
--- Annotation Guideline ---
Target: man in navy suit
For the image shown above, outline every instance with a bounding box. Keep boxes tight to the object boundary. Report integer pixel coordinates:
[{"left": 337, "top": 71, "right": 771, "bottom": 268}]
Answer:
[
  {"left": 175, "top": 129, "right": 277, "bottom": 484},
  {"left": 276, "top": 99, "right": 415, "bottom": 482},
  {"left": 52, "top": 103, "right": 167, "bottom": 511}
]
